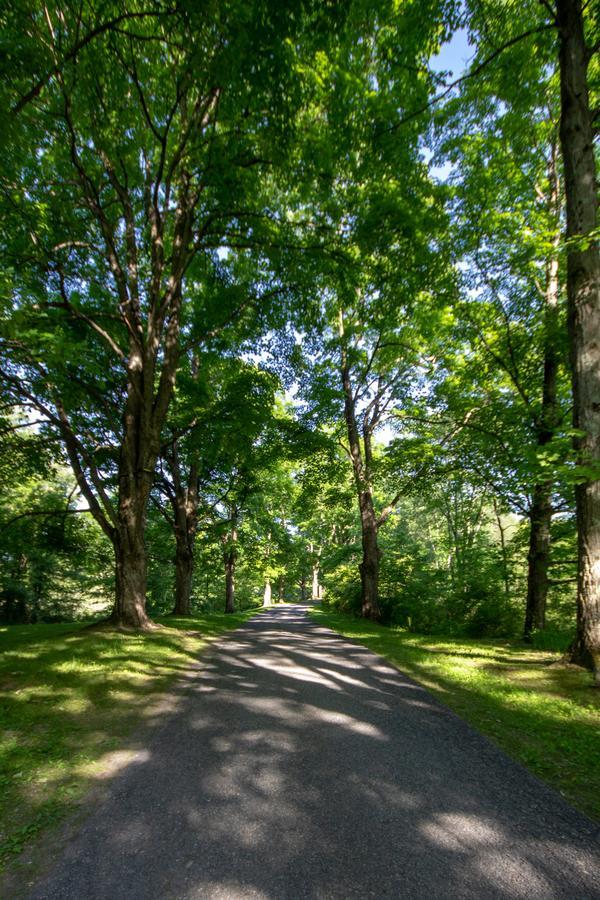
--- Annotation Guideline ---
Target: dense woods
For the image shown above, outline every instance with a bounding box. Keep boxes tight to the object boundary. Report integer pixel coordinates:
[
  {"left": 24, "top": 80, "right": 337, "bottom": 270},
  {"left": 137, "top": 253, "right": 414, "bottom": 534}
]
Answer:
[{"left": 1, "top": 1, "right": 599, "bottom": 681}]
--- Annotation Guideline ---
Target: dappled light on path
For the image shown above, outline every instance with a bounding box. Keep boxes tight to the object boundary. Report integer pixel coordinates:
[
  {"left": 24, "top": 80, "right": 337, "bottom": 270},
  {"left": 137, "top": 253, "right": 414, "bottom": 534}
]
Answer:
[{"left": 28, "top": 606, "right": 600, "bottom": 900}]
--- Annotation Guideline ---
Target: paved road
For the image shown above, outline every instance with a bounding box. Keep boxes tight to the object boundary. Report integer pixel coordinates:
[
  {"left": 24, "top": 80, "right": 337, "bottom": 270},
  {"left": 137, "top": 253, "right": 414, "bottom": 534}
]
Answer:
[{"left": 28, "top": 605, "right": 600, "bottom": 899}]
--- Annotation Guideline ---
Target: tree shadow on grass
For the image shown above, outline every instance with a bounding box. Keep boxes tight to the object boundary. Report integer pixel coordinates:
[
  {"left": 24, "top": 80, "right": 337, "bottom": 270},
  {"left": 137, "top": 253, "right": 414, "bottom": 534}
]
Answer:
[
  {"left": 329, "top": 624, "right": 557, "bottom": 667},
  {"left": 334, "top": 622, "right": 599, "bottom": 702},
  {"left": 0, "top": 613, "right": 253, "bottom": 880}
]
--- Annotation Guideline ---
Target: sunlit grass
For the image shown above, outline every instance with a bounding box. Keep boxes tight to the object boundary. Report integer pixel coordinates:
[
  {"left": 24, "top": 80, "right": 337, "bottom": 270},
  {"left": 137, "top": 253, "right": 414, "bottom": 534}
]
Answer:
[
  {"left": 0, "top": 610, "right": 256, "bottom": 871},
  {"left": 310, "top": 608, "right": 600, "bottom": 822}
]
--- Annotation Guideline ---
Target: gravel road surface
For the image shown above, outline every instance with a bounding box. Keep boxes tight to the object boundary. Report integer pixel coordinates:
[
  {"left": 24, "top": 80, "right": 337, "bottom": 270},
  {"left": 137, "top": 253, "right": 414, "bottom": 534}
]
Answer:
[{"left": 27, "top": 605, "right": 600, "bottom": 899}]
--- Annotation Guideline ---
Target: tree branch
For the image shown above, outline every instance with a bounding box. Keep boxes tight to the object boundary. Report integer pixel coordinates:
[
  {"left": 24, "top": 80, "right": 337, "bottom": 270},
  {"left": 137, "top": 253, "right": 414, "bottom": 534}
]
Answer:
[
  {"left": 12, "top": 8, "right": 177, "bottom": 114},
  {"left": 377, "top": 23, "right": 555, "bottom": 136}
]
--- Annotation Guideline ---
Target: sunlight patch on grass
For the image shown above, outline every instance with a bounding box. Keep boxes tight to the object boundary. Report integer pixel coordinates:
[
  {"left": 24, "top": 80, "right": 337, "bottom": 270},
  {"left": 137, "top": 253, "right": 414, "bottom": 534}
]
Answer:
[
  {"left": 0, "top": 609, "right": 256, "bottom": 872},
  {"left": 310, "top": 608, "right": 600, "bottom": 822}
]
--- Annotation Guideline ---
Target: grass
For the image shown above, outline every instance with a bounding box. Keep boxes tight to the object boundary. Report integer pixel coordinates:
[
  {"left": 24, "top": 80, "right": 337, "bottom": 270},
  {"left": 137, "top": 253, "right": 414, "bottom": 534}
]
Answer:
[
  {"left": 0, "top": 609, "right": 257, "bottom": 873},
  {"left": 309, "top": 607, "right": 600, "bottom": 822}
]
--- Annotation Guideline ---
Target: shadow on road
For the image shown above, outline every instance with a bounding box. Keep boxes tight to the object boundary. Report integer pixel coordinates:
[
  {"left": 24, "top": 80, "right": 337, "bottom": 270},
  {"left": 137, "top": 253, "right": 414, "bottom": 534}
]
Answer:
[{"left": 28, "top": 605, "right": 600, "bottom": 900}]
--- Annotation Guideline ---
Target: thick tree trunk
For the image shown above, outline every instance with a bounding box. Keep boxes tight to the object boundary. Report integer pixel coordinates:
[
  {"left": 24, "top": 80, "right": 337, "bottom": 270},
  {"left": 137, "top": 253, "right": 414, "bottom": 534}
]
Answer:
[
  {"left": 359, "top": 494, "right": 381, "bottom": 620},
  {"left": 173, "top": 537, "right": 194, "bottom": 616},
  {"left": 109, "top": 348, "right": 166, "bottom": 628},
  {"left": 263, "top": 580, "right": 271, "bottom": 606},
  {"left": 524, "top": 483, "right": 552, "bottom": 640},
  {"left": 67, "top": 397, "right": 157, "bottom": 629},
  {"left": 112, "top": 507, "right": 151, "bottom": 629},
  {"left": 99, "top": 386, "right": 155, "bottom": 628},
  {"left": 557, "top": 0, "right": 600, "bottom": 680},
  {"left": 105, "top": 276, "right": 184, "bottom": 628}
]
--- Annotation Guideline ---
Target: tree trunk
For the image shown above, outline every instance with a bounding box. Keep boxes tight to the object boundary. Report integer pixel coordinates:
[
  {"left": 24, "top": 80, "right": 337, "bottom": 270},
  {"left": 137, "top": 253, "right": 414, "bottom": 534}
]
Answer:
[
  {"left": 311, "top": 564, "right": 321, "bottom": 601},
  {"left": 224, "top": 552, "right": 235, "bottom": 613},
  {"left": 359, "top": 494, "right": 381, "bottom": 620},
  {"left": 263, "top": 580, "right": 271, "bottom": 606},
  {"left": 108, "top": 344, "right": 167, "bottom": 629},
  {"left": 166, "top": 452, "right": 199, "bottom": 617},
  {"left": 224, "top": 514, "right": 237, "bottom": 614},
  {"left": 339, "top": 315, "right": 382, "bottom": 622},
  {"left": 493, "top": 499, "right": 510, "bottom": 601},
  {"left": 310, "top": 542, "right": 323, "bottom": 600},
  {"left": 278, "top": 576, "right": 285, "bottom": 603},
  {"left": 112, "top": 506, "right": 151, "bottom": 629},
  {"left": 556, "top": 0, "right": 600, "bottom": 680},
  {"left": 524, "top": 483, "right": 552, "bottom": 640},
  {"left": 300, "top": 575, "right": 307, "bottom": 603},
  {"left": 173, "top": 536, "right": 194, "bottom": 616}
]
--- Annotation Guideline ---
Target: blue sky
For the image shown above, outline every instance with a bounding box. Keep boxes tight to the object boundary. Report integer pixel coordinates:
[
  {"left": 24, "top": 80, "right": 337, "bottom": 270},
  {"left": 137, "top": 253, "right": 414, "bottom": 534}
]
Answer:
[
  {"left": 430, "top": 27, "right": 473, "bottom": 79},
  {"left": 425, "top": 27, "right": 474, "bottom": 181}
]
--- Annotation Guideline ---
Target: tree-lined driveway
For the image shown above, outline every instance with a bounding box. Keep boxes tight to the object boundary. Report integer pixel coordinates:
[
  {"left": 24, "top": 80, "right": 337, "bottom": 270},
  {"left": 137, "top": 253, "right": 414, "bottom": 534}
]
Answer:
[{"left": 29, "top": 606, "right": 600, "bottom": 899}]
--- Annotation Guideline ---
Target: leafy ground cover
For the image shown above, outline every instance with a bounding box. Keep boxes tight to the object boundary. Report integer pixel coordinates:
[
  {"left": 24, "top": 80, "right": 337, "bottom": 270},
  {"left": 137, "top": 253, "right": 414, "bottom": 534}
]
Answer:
[
  {"left": 0, "top": 611, "right": 256, "bottom": 873},
  {"left": 310, "top": 608, "right": 600, "bottom": 822}
]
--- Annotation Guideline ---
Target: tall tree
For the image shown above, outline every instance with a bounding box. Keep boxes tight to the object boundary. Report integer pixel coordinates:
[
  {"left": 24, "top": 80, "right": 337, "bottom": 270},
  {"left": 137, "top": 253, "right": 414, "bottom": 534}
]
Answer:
[
  {"left": 552, "top": 0, "right": 600, "bottom": 676},
  {"left": 433, "top": 97, "right": 571, "bottom": 638},
  {"left": 157, "top": 352, "right": 279, "bottom": 614},
  {"left": 291, "top": 0, "right": 453, "bottom": 618},
  {"left": 0, "top": 1, "right": 341, "bottom": 627},
  {"left": 459, "top": 0, "right": 599, "bottom": 667}
]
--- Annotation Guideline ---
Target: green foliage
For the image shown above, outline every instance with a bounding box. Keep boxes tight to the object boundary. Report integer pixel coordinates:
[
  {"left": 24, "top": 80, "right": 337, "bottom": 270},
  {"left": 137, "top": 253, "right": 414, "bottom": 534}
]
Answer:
[
  {"left": 0, "top": 3, "right": 598, "bottom": 877},
  {"left": 314, "top": 457, "right": 577, "bottom": 640},
  {"left": 0, "top": 0, "right": 585, "bottom": 641},
  {"left": 530, "top": 628, "right": 573, "bottom": 653},
  {"left": 0, "top": 418, "right": 112, "bottom": 623}
]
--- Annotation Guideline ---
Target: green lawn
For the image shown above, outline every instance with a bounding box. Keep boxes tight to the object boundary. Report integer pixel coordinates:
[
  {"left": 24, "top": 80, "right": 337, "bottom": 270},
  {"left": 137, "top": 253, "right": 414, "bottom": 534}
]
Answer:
[
  {"left": 0, "top": 610, "right": 256, "bottom": 872},
  {"left": 310, "top": 608, "right": 600, "bottom": 822}
]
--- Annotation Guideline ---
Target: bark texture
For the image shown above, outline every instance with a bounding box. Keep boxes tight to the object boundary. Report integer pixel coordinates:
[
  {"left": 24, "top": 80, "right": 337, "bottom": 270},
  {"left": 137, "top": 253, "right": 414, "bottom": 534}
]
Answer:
[
  {"left": 224, "top": 553, "right": 235, "bottom": 613},
  {"left": 169, "top": 454, "right": 199, "bottom": 617},
  {"left": 111, "top": 481, "right": 152, "bottom": 629},
  {"left": 358, "top": 504, "right": 381, "bottom": 620},
  {"left": 524, "top": 484, "right": 552, "bottom": 639},
  {"left": 224, "top": 510, "right": 238, "bottom": 614},
  {"left": 557, "top": 0, "right": 600, "bottom": 680},
  {"left": 174, "top": 540, "right": 194, "bottom": 617}
]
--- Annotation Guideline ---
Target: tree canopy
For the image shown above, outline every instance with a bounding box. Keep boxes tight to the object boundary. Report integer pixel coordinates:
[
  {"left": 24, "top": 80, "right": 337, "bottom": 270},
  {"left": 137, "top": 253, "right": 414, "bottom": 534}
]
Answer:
[{"left": 1, "top": 0, "right": 599, "bottom": 681}]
